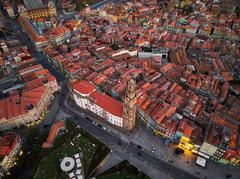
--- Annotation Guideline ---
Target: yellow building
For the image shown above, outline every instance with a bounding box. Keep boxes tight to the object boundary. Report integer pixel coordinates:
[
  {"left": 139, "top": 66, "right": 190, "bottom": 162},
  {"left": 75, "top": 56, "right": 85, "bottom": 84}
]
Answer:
[
  {"left": 178, "top": 136, "right": 194, "bottom": 151},
  {"left": 176, "top": 121, "right": 194, "bottom": 151},
  {"left": 18, "top": 1, "right": 57, "bottom": 20}
]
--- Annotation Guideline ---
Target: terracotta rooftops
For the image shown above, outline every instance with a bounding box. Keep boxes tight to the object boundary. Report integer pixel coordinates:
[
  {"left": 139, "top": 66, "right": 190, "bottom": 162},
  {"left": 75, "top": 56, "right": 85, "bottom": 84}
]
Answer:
[
  {"left": 205, "top": 123, "right": 221, "bottom": 147},
  {"left": 42, "top": 120, "right": 65, "bottom": 148},
  {"left": 90, "top": 91, "right": 123, "bottom": 118},
  {"left": 72, "top": 80, "right": 96, "bottom": 95},
  {"left": 49, "top": 26, "right": 70, "bottom": 36},
  {"left": 0, "top": 132, "right": 19, "bottom": 157},
  {"left": 0, "top": 85, "right": 46, "bottom": 120}
]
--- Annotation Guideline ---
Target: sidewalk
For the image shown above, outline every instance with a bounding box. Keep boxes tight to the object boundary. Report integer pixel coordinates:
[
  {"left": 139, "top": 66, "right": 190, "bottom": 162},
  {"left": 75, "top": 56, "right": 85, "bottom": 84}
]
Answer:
[
  {"left": 132, "top": 125, "right": 240, "bottom": 179},
  {"left": 93, "top": 152, "right": 123, "bottom": 177}
]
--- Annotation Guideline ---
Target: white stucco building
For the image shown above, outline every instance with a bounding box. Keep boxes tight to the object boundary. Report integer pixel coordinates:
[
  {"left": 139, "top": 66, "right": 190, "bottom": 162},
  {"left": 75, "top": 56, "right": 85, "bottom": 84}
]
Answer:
[{"left": 72, "top": 80, "right": 124, "bottom": 127}]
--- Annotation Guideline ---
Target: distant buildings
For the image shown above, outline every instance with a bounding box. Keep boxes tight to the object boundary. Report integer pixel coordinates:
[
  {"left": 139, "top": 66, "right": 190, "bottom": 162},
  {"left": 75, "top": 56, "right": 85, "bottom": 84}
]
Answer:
[
  {"left": 60, "top": 0, "right": 76, "bottom": 12},
  {"left": 19, "top": 4, "right": 84, "bottom": 50},
  {"left": 39, "top": 0, "right": 240, "bottom": 167},
  {"left": 0, "top": 132, "right": 22, "bottom": 177},
  {"left": 0, "top": 40, "right": 58, "bottom": 131},
  {"left": 20, "top": 17, "right": 49, "bottom": 49},
  {"left": 18, "top": 1, "right": 57, "bottom": 20}
]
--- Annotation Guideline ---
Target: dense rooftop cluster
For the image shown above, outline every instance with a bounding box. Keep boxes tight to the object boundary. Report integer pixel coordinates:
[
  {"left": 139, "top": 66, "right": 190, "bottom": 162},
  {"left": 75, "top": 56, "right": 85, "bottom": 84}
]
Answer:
[
  {"left": 20, "top": 16, "right": 83, "bottom": 48},
  {"left": 0, "top": 40, "right": 58, "bottom": 130},
  {"left": 42, "top": 0, "right": 240, "bottom": 166}
]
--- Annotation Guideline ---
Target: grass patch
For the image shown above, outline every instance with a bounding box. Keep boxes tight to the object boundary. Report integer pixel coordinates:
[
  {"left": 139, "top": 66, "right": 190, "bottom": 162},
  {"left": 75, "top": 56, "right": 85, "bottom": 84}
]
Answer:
[
  {"left": 34, "top": 120, "right": 110, "bottom": 179},
  {"left": 87, "top": 143, "right": 110, "bottom": 177}
]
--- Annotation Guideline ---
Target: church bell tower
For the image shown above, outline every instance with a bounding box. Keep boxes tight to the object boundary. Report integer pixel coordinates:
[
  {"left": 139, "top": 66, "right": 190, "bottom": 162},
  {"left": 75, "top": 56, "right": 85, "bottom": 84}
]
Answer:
[
  {"left": 48, "top": 1, "right": 57, "bottom": 16},
  {"left": 123, "top": 79, "right": 137, "bottom": 131}
]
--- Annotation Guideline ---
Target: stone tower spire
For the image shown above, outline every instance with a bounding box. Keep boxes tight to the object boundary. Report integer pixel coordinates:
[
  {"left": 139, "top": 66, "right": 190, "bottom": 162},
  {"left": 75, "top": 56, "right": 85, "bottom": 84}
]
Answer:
[
  {"left": 48, "top": 1, "right": 57, "bottom": 16},
  {"left": 123, "top": 79, "right": 137, "bottom": 131}
]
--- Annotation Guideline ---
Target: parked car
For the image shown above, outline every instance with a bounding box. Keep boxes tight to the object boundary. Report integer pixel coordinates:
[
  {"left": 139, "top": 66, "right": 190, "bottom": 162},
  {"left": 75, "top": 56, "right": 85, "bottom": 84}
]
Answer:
[
  {"left": 137, "top": 145, "right": 142, "bottom": 150},
  {"left": 102, "top": 126, "right": 107, "bottom": 130},
  {"left": 174, "top": 147, "right": 184, "bottom": 157}
]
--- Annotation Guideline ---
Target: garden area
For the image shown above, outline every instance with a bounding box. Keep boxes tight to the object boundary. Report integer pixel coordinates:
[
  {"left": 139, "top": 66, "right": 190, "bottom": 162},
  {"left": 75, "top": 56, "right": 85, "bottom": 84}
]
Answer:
[{"left": 34, "top": 120, "right": 110, "bottom": 179}]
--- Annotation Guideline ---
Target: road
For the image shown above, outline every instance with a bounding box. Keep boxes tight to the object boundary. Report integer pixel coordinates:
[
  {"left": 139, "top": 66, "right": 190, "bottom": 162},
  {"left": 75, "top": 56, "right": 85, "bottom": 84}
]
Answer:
[
  {"left": 62, "top": 97, "right": 197, "bottom": 179},
  {"left": 62, "top": 95, "right": 240, "bottom": 179}
]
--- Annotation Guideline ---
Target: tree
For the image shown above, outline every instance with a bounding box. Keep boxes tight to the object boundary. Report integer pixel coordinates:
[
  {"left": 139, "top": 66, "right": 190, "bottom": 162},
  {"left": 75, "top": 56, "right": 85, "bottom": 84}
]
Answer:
[{"left": 236, "top": 7, "right": 240, "bottom": 18}]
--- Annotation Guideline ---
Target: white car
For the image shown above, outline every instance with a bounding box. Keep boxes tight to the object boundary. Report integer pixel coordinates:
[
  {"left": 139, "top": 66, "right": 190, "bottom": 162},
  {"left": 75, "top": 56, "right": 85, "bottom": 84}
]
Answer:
[{"left": 151, "top": 147, "right": 156, "bottom": 153}]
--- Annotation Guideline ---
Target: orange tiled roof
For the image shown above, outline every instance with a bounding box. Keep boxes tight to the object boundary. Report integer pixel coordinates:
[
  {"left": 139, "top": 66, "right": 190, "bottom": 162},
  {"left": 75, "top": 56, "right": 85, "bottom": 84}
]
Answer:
[
  {"left": 19, "top": 17, "right": 48, "bottom": 43},
  {"left": 0, "top": 85, "right": 46, "bottom": 120},
  {"left": 183, "top": 125, "right": 193, "bottom": 138},
  {"left": 34, "top": 69, "right": 49, "bottom": 77},
  {"left": 90, "top": 91, "right": 123, "bottom": 118},
  {"left": 0, "top": 132, "right": 19, "bottom": 157},
  {"left": 72, "top": 80, "right": 96, "bottom": 95},
  {"left": 42, "top": 120, "right": 65, "bottom": 148},
  {"left": 228, "top": 132, "right": 238, "bottom": 149}
]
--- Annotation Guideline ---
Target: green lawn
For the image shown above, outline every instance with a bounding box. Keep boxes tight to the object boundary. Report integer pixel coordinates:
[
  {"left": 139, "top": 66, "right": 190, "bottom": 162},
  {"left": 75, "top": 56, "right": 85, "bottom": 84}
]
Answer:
[{"left": 34, "top": 120, "right": 110, "bottom": 179}]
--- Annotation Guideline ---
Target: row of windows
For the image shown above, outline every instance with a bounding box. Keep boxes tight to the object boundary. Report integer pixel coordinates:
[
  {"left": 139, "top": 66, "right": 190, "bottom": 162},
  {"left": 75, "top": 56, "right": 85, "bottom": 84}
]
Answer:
[
  {"left": 106, "top": 113, "right": 122, "bottom": 126},
  {"left": 75, "top": 96, "right": 123, "bottom": 126}
]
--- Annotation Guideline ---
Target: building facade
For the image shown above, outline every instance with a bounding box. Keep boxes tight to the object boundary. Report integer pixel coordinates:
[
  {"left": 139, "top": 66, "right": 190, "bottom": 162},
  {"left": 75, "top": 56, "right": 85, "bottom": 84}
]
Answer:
[
  {"left": 72, "top": 80, "right": 124, "bottom": 127},
  {"left": 72, "top": 80, "right": 137, "bottom": 130},
  {"left": 18, "top": 1, "right": 57, "bottom": 20},
  {"left": 48, "top": 26, "right": 71, "bottom": 45}
]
